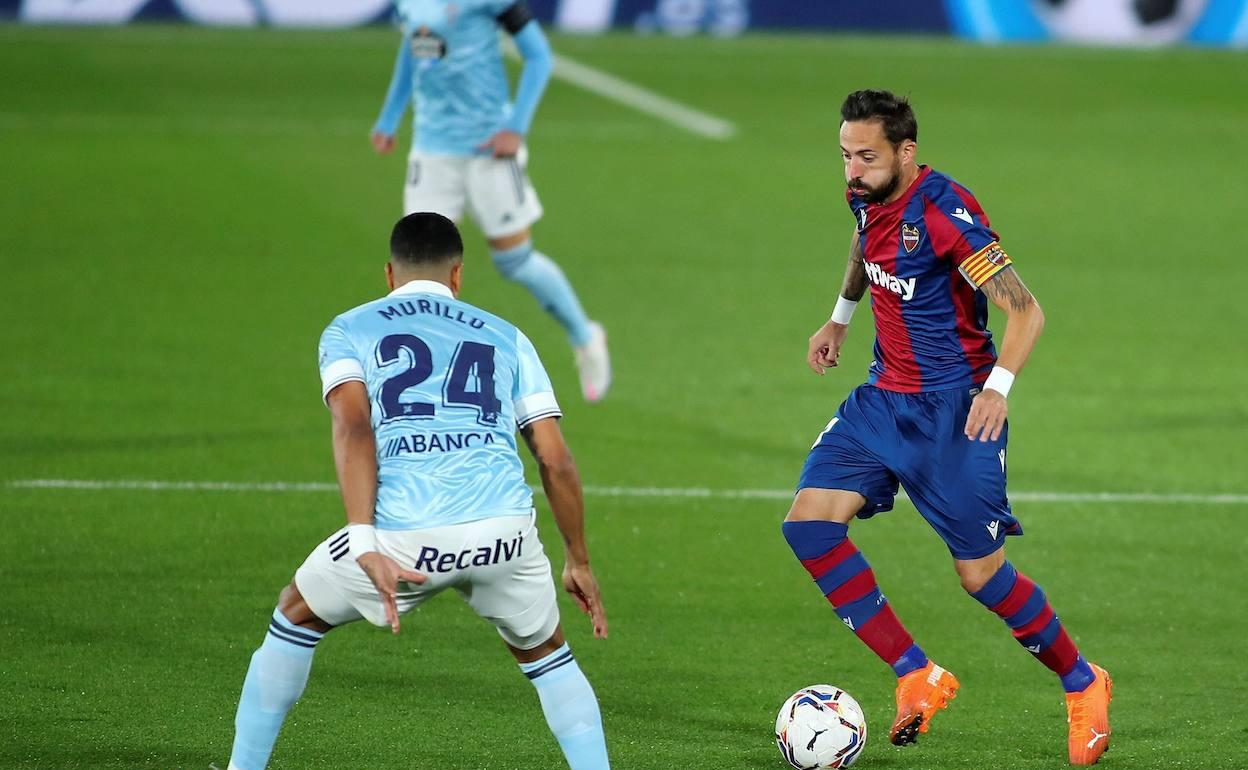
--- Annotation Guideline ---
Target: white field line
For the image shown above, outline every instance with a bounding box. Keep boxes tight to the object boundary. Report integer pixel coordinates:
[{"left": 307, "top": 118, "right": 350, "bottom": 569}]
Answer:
[
  {"left": 6, "top": 479, "right": 1248, "bottom": 506},
  {"left": 549, "top": 53, "right": 736, "bottom": 140},
  {"left": 503, "top": 43, "right": 736, "bottom": 140}
]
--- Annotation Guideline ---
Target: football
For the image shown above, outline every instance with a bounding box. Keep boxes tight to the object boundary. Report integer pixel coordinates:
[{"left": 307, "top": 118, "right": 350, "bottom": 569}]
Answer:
[{"left": 774, "top": 685, "right": 867, "bottom": 769}]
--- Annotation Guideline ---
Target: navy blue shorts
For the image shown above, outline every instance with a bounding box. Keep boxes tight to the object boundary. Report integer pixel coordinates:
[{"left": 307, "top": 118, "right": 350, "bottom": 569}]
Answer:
[{"left": 797, "top": 384, "right": 1022, "bottom": 560}]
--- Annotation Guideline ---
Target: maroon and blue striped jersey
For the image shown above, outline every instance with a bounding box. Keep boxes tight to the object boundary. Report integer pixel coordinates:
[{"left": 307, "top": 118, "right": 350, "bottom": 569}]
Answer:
[{"left": 848, "top": 165, "right": 1015, "bottom": 393}]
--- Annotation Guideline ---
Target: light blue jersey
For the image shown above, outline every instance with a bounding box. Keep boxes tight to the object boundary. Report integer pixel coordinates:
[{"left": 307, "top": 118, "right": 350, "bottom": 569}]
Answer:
[
  {"left": 373, "top": 0, "right": 554, "bottom": 156},
  {"left": 318, "top": 279, "right": 561, "bottom": 530}
]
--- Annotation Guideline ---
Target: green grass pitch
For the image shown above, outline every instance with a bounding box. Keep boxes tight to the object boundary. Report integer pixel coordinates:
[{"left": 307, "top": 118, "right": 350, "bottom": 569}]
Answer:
[{"left": 1, "top": 22, "right": 1246, "bottom": 770}]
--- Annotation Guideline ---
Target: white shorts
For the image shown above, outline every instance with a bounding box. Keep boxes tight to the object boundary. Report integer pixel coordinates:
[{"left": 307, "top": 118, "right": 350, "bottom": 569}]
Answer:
[
  {"left": 403, "top": 146, "right": 544, "bottom": 239},
  {"left": 295, "top": 513, "right": 560, "bottom": 650}
]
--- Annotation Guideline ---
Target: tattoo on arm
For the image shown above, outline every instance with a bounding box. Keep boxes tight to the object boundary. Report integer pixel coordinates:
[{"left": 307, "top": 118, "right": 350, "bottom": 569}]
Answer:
[
  {"left": 981, "top": 266, "right": 1035, "bottom": 313},
  {"left": 842, "top": 231, "right": 868, "bottom": 301}
]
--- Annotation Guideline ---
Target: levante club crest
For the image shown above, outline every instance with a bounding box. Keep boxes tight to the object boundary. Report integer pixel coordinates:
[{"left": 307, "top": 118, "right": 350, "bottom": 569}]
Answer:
[{"left": 901, "top": 222, "right": 921, "bottom": 252}]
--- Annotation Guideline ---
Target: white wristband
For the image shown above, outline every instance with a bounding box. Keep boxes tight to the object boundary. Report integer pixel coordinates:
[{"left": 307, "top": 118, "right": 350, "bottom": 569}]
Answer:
[
  {"left": 830, "top": 296, "right": 858, "bottom": 326},
  {"left": 983, "top": 366, "right": 1016, "bottom": 398},
  {"left": 347, "top": 523, "right": 378, "bottom": 556}
]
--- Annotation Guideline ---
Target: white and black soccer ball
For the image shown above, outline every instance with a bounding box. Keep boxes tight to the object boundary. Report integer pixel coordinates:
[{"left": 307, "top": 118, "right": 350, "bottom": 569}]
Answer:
[
  {"left": 774, "top": 685, "right": 867, "bottom": 770},
  {"left": 1031, "top": 0, "right": 1209, "bottom": 45}
]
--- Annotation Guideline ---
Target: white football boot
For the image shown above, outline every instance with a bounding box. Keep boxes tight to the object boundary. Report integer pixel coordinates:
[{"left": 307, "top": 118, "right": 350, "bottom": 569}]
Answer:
[{"left": 574, "top": 322, "right": 611, "bottom": 402}]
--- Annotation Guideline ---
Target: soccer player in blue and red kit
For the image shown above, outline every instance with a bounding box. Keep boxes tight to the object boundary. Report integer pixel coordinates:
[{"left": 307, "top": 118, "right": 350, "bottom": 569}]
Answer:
[{"left": 782, "top": 90, "right": 1112, "bottom": 765}]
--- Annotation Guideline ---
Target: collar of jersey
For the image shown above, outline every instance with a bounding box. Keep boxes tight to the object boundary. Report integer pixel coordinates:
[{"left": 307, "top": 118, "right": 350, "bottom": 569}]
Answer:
[{"left": 389, "top": 279, "right": 454, "bottom": 299}]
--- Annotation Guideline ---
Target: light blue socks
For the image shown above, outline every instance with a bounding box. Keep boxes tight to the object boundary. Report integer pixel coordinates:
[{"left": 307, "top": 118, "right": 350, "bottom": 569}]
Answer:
[
  {"left": 229, "top": 617, "right": 608, "bottom": 770},
  {"left": 491, "top": 241, "right": 593, "bottom": 347},
  {"left": 519, "top": 643, "right": 610, "bottom": 770},
  {"left": 228, "top": 610, "right": 322, "bottom": 770}
]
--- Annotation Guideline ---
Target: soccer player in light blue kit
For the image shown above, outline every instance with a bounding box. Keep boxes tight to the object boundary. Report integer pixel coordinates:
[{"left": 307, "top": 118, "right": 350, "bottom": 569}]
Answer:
[
  {"left": 370, "top": 0, "right": 612, "bottom": 402},
  {"left": 225, "top": 213, "right": 610, "bottom": 770}
]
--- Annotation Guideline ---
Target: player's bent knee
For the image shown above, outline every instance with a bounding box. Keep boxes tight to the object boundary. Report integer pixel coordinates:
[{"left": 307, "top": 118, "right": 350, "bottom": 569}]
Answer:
[
  {"left": 486, "top": 228, "right": 531, "bottom": 251},
  {"left": 957, "top": 572, "right": 986, "bottom": 594},
  {"left": 784, "top": 488, "right": 864, "bottom": 523},
  {"left": 954, "top": 549, "right": 1006, "bottom": 594},
  {"left": 509, "top": 625, "right": 566, "bottom": 664},
  {"left": 275, "top": 581, "right": 333, "bottom": 633}
]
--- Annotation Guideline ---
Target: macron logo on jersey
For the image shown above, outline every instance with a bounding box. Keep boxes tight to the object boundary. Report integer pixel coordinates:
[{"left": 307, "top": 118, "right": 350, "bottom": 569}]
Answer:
[{"left": 864, "top": 261, "right": 916, "bottom": 301}]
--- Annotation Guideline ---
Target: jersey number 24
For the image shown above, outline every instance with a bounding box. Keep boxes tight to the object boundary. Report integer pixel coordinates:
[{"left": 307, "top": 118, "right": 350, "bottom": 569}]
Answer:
[{"left": 376, "top": 334, "right": 501, "bottom": 426}]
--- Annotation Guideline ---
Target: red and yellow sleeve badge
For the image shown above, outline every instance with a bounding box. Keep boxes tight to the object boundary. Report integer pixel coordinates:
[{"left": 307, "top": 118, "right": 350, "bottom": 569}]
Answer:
[{"left": 958, "top": 242, "right": 1012, "bottom": 288}]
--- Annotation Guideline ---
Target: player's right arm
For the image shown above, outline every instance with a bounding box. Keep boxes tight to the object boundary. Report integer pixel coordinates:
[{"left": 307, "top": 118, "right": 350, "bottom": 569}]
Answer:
[
  {"left": 807, "top": 229, "right": 869, "bottom": 375},
  {"left": 521, "top": 418, "right": 607, "bottom": 639},
  {"left": 370, "top": 36, "right": 414, "bottom": 154},
  {"left": 512, "top": 328, "right": 607, "bottom": 638},
  {"left": 477, "top": 2, "right": 552, "bottom": 158}
]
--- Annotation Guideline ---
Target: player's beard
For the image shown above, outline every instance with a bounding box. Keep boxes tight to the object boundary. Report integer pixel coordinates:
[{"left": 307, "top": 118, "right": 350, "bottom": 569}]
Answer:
[{"left": 848, "top": 161, "right": 902, "bottom": 204}]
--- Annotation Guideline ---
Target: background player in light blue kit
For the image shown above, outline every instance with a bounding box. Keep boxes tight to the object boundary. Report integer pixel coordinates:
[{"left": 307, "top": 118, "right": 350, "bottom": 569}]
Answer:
[
  {"left": 370, "top": 0, "right": 612, "bottom": 402},
  {"left": 225, "top": 213, "right": 610, "bottom": 770}
]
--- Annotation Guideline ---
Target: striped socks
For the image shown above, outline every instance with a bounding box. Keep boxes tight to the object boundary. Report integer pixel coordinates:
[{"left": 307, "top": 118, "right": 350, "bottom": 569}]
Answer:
[
  {"left": 970, "top": 561, "right": 1095, "bottom": 693},
  {"left": 782, "top": 520, "right": 927, "bottom": 677},
  {"left": 228, "top": 610, "right": 323, "bottom": 770},
  {"left": 519, "top": 643, "right": 610, "bottom": 770}
]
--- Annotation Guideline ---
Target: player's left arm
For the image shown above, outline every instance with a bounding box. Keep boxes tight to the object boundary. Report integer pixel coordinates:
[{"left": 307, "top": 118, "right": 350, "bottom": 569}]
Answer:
[
  {"left": 326, "top": 382, "right": 427, "bottom": 633},
  {"left": 965, "top": 266, "right": 1046, "bottom": 442},
  {"left": 327, "top": 382, "right": 379, "bottom": 529},
  {"left": 478, "top": 3, "right": 552, "bottom": 158}
]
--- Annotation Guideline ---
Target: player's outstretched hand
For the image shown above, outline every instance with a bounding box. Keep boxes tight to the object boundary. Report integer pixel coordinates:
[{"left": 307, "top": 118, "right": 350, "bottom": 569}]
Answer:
[
  {"left": 357, "top": 551, "right": 427, "bottom": 634},
  {"left": 562, "top": 561, "right": 608, "bottom": 639},
  {"left": 965, "top": 389, "right": 1008, "bottom": 442},
  {"left": 370, "top": 131, "right": 396, "bottom": 155},
  {"left": 477, "top": 129, "right": 522, "bottom": 159},
  {"left": 808, "top": 320, "right": 849, "bottom": 375}
]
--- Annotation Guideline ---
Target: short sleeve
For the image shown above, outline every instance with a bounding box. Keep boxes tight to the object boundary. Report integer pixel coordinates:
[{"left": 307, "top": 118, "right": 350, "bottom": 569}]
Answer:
[
  {"left": 318, "top": 319, "right": 365, "bottom": 406},
  {"left": 512, "top": 329, "right": 561, "bottom": 428},
  {"left": 921, "top": 184, "right": 1012, "bottom": 289}
]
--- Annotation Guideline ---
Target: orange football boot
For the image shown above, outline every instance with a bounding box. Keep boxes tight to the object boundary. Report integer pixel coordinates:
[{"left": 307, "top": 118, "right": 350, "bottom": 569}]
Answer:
[
  {"left": 1066, "top": 663, "right": 1113, "bottom": 765},
  {"left": 889, "top": 661, "right": 960, "bottom": 745}
]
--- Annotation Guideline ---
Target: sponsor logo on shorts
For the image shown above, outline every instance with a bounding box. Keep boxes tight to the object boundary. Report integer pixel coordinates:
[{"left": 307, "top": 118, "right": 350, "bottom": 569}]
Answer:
[{"left": 413, "top": 531, "right": 524, "bottom": 573}]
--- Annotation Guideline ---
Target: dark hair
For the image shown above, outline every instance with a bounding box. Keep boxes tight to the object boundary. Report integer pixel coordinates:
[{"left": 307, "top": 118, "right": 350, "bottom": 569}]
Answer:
[
  {"left": 389, "top": 212, "right": 464, "bottom": 267},
  {"left": 840, "top": 89, "right": 917, "bottom": 145}
]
